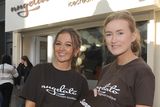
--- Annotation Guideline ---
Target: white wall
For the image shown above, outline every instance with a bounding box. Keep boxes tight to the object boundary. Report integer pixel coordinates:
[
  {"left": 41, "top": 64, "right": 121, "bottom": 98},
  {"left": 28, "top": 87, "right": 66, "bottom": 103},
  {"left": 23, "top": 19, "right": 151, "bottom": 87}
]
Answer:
[
  {"left": 47, "top": 35, "right": 55, "bottom": 63},
  {"left": 153, "top": 10, "right": 160, "bottom": 107},
  {"left": 12, "top": 32, "right": 22, "bottom": 66}
]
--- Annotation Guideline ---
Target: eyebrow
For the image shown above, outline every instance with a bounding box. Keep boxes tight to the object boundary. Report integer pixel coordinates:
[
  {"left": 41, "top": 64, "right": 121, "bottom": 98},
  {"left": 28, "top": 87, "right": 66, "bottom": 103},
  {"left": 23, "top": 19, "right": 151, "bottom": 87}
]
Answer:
[
  {"left": 104, "top": 31, "right": 112, "bottom": 33},
  {"left": 105, "top": 29, "right": 123, "bottom": 33},
  {"left": 116, "top": 29, "right": 123, "bottom": 32},
  {"left": 56, "top": 40, "right": 72, "bottom": 44}
]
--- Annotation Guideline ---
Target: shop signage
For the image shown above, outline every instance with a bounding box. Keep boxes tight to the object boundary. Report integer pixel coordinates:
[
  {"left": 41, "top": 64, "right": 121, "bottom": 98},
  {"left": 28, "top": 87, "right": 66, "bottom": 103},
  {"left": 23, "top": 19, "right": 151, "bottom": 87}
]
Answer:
[
  {"left": 6, "top": 0, "right": 157, "bottom": 32},
  {"left": 10, "top": 0, "right": 49, "bottom": 18},
  {"left": 68, "top": 0, "right": 94, "bottom": 7}
]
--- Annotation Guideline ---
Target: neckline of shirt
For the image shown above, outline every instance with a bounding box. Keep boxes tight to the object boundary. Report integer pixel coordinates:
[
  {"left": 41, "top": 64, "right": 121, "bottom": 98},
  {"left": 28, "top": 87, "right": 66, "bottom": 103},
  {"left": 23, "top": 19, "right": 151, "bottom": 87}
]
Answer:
[
  {"left": 115, "top": 57, "right": 141, "bottom": 69},
  {"left": 49, "top": 63, "right": 72, "bottom": 73}
]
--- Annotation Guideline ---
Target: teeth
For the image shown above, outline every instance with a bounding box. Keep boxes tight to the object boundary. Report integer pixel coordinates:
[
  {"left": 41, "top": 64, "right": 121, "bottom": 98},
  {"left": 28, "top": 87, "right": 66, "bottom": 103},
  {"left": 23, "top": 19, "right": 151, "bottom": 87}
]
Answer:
[{"left": 58, "top": 53, "right": 65, "bottom": 56}]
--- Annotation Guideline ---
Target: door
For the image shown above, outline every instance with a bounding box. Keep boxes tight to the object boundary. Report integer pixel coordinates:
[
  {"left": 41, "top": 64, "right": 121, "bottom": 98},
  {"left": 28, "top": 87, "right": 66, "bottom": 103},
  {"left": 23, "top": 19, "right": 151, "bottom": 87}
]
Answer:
[{"left": 35, "top": 36, "right": 47, "bottom": 64}]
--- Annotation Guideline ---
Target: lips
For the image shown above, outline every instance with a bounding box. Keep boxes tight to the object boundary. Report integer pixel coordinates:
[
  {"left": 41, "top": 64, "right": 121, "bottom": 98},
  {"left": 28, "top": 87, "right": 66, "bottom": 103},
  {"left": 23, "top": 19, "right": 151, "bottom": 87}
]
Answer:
[
  {"left": 111, "top": 45, "right": 120, "bottom": 49},
  {"left": 58, "top": 52, "right": 66, "bottom": 57}
]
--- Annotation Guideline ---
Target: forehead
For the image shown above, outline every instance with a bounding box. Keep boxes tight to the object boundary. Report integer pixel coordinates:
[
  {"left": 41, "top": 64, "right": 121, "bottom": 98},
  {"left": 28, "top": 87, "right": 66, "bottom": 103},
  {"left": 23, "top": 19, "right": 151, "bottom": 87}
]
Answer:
[
  {"left": 105, "top": 19, "right": 130, "bottom": 31},
  {"left": 57, "top": 32, "right": 72, "bottom": 42}
]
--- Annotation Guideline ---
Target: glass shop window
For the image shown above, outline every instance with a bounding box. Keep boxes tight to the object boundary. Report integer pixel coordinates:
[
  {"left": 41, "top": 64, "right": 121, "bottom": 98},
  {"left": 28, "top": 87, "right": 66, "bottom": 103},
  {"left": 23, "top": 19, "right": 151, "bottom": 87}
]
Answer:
[
  {"left": 136, "top": 21, "right": 148, "bottom": 62},
  {"left": 78, "top": 27, "right": 104, "bottom": 80}
]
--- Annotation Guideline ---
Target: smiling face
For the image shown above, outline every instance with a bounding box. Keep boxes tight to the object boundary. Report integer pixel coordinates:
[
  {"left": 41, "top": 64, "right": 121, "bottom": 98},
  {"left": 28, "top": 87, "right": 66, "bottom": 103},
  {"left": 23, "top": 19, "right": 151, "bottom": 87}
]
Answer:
[
  {"left": 54, "top": 32, "right": 74, "bottom": 65},
  {"left": 104, "top": 19, "right": 136, "bottom": 57}
]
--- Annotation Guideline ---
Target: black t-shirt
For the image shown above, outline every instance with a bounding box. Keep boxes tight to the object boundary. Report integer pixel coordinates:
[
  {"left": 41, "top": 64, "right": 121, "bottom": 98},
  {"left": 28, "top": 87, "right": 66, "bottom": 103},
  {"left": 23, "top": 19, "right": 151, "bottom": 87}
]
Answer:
[
  {"left": 72, "top": 58, "right": 155, "bottom": 107},
  {"left": 21, "top": 63, "right": 89, "bottom": 107},
  {"left": 97, "top": 58, "right": 155, "bottom": 107}
]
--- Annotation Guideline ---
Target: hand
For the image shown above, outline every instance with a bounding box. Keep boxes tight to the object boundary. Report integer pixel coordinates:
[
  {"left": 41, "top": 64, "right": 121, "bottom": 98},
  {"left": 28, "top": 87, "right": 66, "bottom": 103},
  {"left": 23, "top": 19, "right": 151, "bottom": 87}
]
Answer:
[
  {"left": 25, "top": 100, "right": 36, "bottom": 107},
  {"left": 136, "top": 105, "right": 150, "bottom": 107},
  {"left": 24, "top": 62, "right": 27, "bottom": 67},
  {"left": 93, "top": 88, "right": 98, "bottom": 97}
]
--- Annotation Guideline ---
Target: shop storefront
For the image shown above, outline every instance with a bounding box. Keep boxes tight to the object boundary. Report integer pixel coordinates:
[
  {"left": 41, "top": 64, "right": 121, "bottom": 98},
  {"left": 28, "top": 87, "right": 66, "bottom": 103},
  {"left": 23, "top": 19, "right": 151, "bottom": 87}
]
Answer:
[{"left": 5, "top": 0, "right": 160, "bottom": 106}]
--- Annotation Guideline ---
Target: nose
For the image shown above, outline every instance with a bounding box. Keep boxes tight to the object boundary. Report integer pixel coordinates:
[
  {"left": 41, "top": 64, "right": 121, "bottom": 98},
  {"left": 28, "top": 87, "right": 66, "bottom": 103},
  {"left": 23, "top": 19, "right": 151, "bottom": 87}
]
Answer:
[
  {"left": 111, "top": 34, "right": 117, "bottom": 43},
  {"left": 59, "top": 44, "right": 65, "bottom": 50}
]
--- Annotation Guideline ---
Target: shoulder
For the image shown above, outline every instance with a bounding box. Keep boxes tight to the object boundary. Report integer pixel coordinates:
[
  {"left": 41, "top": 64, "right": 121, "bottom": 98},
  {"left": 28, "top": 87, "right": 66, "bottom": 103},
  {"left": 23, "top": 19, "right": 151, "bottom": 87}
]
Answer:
[
  {"left": 27, "top": 63, "right": 52, "bottom": 80},
  {"left": 31, "top": 63, "right": 52, "bottom": 73},
  {"left": 4, "top": 63, "right": 14, "bottom": 69},
  {"left": 71, "top": 70, "right": 87, "bottom": 81},
  {"left": 71, "top": 70, "right": 84, "bottom": 77},
  {"left": 33, "top": 63, "right": 51, "bottom": 69},
  {"left": 103, "top": 63, "right": 113, "bottom": 71},
  {"left": 133, "top": 58, "right": 152, "bottom": 72},
  {"left": 130, "top": 58, "right": 155, "bottom": 78}
]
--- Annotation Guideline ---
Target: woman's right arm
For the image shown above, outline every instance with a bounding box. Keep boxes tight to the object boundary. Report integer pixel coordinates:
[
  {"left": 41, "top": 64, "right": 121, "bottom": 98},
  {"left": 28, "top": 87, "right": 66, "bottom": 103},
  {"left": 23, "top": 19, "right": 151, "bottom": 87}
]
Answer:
[{"left": 25, "top": 100, "right": 36, "bottom": 107}]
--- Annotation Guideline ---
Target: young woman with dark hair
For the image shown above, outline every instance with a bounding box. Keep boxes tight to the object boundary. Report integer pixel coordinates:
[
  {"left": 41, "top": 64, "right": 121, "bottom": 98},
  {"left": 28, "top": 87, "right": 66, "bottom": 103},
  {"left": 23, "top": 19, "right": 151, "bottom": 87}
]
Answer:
[
  {"left": 21, "top": 28, "right": 89, "bottom": 107},
  {"left": 16, "top": 56, "right": 33, "bottom": 85},
  {"left": 0, "top": 55, "right": 19, "bottom": 107}
]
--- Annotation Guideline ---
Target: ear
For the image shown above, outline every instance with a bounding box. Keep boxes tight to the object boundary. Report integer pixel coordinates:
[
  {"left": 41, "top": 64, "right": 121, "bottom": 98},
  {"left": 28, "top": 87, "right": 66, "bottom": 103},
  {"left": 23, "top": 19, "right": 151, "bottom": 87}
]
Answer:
[{"left": 131, "top": 32, "right": 136, "bottom": 42}]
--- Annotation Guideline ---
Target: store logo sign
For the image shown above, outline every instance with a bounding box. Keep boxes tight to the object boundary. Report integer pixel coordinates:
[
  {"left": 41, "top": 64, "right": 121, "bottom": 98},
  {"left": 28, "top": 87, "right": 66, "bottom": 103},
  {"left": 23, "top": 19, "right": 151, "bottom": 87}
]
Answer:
[
  {"left": 10, "top": 0, "right": 49, "bottom": 18},
  {"left": 68, "top": 0, "right": 94, "bottom": 7}
]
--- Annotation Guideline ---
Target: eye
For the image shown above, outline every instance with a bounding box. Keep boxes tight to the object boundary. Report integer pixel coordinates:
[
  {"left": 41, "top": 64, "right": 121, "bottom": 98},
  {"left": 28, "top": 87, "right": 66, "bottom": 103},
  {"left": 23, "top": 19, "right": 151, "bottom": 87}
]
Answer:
[
  {"left": 55, "top": 42, "right": 61, "bottom": 46},
  {"left": 65, "top": 43, "right": 72, "bottom": 47},
  {"left": 105, "top": 33, "right": 112, "bottom": 37},
  {"left": 117, "top": 32, "right": 124, "bottom": 35}
]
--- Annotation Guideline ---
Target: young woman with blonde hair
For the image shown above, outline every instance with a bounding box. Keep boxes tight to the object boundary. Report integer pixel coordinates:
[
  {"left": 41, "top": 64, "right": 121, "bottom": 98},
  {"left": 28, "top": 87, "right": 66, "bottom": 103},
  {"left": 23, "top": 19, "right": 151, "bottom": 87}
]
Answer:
[{"left": 72, "top": 11, "right": 155, "bottom": 107}]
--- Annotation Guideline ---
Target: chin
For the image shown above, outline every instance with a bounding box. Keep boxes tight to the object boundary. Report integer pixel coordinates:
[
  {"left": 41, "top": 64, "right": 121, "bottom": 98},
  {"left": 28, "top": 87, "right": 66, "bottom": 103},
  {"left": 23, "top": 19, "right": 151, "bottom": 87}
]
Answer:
[
  {"left": 110, "top": 51, "right": 123, "bottom": 56},
  {"left": 110, "top": 50, "right": 119, "bottom": 55}
]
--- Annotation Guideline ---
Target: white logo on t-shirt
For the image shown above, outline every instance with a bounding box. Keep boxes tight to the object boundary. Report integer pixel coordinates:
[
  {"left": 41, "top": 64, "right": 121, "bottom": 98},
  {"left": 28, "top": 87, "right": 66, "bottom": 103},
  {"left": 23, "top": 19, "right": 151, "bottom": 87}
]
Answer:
[
  {"left": 41, "top": 85, "right": 78, "bottom": 100},
  {"left": 96, "top": 83, "right": 120, "bottom": 101}
]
